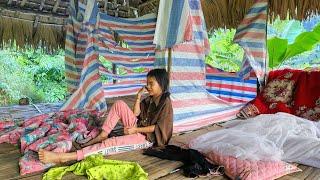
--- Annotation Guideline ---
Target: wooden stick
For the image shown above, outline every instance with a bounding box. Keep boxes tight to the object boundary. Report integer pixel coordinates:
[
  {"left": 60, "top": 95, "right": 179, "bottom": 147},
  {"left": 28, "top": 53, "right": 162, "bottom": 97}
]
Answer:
[{"left": 167, "top": 48, "right": 172, "bottom": 87}]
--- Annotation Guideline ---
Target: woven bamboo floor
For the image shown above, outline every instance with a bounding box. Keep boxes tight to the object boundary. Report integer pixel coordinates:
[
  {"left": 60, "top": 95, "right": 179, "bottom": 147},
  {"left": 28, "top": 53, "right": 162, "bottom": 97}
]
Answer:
[{"left": 0, "top": 96, "right": 319, "bottom": 180}]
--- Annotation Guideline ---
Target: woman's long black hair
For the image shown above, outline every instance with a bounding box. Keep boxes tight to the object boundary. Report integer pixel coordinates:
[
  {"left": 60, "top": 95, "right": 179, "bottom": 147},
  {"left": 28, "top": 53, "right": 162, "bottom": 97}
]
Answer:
[{"left": 147, "top": 69, "right": 171, "bottom": 107}]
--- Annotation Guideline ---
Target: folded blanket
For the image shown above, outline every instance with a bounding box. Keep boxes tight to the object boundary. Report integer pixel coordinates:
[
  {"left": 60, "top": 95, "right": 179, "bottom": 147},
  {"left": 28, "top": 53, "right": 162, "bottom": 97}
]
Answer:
[{"left": 0, "top": 109, "right": 102, "bottom": 175}]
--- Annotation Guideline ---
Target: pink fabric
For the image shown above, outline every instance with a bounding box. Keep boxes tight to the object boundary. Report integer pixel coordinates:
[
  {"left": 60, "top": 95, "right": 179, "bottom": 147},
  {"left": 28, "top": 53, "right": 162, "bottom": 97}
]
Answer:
[
  {"left": 77, "top": 100, "right": 149, "bottom": 160},
  {"left": 206, "top": 152, "right": 301, "bottom": 180},
  {"left": 0, "top": 110, "right": 101, "bottom": 175},
  {"left": 76, "top": 133, "right": 148, "bottom": 160},
  {"left": 102, "top": 100, "right": 137, "bottom": 134}
]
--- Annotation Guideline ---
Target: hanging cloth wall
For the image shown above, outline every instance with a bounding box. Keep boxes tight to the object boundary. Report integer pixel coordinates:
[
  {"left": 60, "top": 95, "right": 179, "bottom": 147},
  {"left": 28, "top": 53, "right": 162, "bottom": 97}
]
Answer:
[
  {"left": 234, "top": 0, "right": 268, "bottom": 87},
  {"left": 62, "top": 0, "right": 157, "bottom": 110},
  {"left": 62, "top": 0, "right": 107, "bottom": 111},
  {"left": 97, "top": 13, "right": 157, "bottom": 97},
  {"left": 154, "top": 0, "right": 245, "bottom": 133}
]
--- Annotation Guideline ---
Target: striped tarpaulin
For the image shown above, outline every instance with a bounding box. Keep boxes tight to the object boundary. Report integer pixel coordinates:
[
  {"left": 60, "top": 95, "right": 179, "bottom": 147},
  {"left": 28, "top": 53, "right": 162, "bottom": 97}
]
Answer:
[
  {"left": 154, "top": 0, "right": 245, "bottom": 133},
  {"left": 205, "top": 65, "right": 257, "bottom": 103},
  {"left": 61, "top": 0, "right": 107, "bottom": 111},
  {"left": 234, "top": 0, "right": 268, "bottom": 86},
  {"left": 64, "top": 1, "right": 87, "bottom": 94},
  {"left": 153, "top": 0, "right": 193, "bottom": 49},
  {"left": 97, "top": 13, "right": 157, "bottom": 98}
]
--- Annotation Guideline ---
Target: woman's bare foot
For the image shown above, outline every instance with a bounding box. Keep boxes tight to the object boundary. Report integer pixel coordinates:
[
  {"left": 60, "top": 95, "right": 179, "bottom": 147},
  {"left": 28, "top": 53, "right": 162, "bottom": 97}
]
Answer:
[
  {"left": 38, "top": 149, "right": 63, "bottom": 164},
  {"left": 38, "top": 149, "right": 78, "bottom": 164}
]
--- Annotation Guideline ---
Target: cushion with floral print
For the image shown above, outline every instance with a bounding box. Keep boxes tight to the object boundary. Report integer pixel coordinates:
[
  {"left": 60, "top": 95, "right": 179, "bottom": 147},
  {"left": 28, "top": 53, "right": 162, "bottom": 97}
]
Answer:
[
  {"left": 237, "top": 69, "right": 303, "bottom": 119},
  {"left": 293, "top": 70, "right": 320, "bottom": 121}
]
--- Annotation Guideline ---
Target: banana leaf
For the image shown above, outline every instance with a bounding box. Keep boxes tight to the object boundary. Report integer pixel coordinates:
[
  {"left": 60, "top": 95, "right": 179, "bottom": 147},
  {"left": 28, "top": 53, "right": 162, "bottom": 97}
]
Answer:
[
  {"left": 267, "top": 37, "right": 288, "bottom": 68},
  {"left": 268, "top": 24, "right": 320, "bottom": 68},
  {"left": 284, "top": 24, "right": 320, "bottom": 60}
]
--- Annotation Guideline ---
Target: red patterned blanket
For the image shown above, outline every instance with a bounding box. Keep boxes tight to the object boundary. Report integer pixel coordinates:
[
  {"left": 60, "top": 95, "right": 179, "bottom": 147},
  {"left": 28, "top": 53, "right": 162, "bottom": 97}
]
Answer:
[{"left": 238, "top": 69, "right": 320, "bottom": 121}]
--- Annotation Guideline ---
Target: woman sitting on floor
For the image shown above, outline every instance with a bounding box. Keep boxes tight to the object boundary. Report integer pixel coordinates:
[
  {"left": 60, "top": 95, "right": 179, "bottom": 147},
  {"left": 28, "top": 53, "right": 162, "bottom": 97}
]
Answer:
[{"left": 39, "top": 69, "right": 173, "bottom": 164}]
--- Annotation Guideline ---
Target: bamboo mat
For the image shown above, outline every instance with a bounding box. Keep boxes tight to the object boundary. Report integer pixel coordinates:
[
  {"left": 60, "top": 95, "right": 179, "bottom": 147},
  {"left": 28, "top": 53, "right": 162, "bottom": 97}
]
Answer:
[{"left": 1, "top": 96, "right": 320, "bottom": 179}]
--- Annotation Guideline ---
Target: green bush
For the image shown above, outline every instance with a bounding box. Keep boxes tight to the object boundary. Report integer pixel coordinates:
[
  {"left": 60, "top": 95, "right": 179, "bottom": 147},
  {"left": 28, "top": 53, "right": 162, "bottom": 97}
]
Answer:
[{"left": 0, "top": 48, "right": 66, "bottom": 105}]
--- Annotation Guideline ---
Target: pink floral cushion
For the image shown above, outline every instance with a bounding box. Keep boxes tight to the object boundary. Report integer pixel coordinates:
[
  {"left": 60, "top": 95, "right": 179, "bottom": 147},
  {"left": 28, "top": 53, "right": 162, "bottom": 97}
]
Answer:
[{"left": 206, "top": 152, "right": 301, "bottom": 180}]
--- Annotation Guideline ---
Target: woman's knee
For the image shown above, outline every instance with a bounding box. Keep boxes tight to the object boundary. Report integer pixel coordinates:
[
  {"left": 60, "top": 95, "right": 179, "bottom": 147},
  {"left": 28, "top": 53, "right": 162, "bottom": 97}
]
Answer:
[{"left": 113, "top": 100, "right": 126, "bottom": 108}]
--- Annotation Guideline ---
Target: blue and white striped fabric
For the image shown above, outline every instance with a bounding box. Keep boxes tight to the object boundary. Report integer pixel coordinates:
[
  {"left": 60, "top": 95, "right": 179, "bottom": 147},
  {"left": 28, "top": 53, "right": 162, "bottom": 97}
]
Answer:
[
  {"left": 234, "top": 0, "right": 268, "bottom": 86},
  {"left": 153, "top": 0, "right": 193, "bottom": 49},
  {"left": 62, "top": 0, "right": 107, "bottom": 111},
  {"left": 97, "top": 13, "right": 157, "bottom": 97},
  {"left": 64, "top": 0, "right": 87, "bottom": 94},
  {"left": 206, "top": 65, "right": 257, "bottom": 103},
  {"left": 154, "top": 0, "right": 244, "bottom": 133}
]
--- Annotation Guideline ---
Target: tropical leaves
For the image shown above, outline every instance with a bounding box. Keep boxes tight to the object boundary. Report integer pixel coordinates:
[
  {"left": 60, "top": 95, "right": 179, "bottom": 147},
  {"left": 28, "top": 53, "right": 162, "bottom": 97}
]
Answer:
[
  {"left": 206, "top": 29, "right": 244, "bottom": 72},
  {"left": 268, "top": 24, "right": 320, "bottom": 68},
  {"left": 267, "top": 37, "right": 288, "bottom": 68}
]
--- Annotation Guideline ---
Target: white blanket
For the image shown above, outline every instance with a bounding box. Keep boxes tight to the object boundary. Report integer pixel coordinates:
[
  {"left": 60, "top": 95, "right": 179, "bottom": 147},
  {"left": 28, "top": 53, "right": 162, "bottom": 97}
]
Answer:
[{"left": 189, "top": 113, "right": 320, "bottom": 168}]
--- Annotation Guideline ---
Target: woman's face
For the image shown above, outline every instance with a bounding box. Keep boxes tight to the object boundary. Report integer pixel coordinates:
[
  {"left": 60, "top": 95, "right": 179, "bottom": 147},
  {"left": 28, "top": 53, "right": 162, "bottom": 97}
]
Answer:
[{"left": 146, "top": 76, "right": 162, "bottom": 97}]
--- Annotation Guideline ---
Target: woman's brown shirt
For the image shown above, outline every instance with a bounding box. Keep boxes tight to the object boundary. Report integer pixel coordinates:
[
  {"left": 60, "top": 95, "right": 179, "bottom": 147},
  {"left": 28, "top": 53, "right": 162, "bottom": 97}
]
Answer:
[{"left": 137, "top": 95, "right": 173, "bottom": 146}]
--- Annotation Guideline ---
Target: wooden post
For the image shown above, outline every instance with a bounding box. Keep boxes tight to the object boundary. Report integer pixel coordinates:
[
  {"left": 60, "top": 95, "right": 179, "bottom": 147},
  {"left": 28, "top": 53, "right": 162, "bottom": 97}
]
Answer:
[
  {"left": 104, "top": 0, "right": 108, "bottom": 12},
  {"left": 167, "top": 48, "right": 172, "bottom": 87},
  {"left": 53, "top": 0, "right": 61, "bottom": 13},
  {"left": 112, "top": 64, "right": 117, "bottom": 84}
]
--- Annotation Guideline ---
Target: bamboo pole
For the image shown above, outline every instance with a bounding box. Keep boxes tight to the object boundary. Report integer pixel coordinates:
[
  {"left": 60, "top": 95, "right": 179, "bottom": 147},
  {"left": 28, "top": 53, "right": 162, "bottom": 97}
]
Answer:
[{"left": 167, "top": 48, "right": 172, "bottom": 88}]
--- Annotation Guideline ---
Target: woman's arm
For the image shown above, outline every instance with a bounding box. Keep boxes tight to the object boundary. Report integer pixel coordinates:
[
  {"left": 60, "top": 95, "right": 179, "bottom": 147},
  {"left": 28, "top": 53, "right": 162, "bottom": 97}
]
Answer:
[
  {"left": 133, "top": 87, "right": 146, "bottom": 116},
  {"left": 124, "top": 125, "right": 155, "bottom": 135}
]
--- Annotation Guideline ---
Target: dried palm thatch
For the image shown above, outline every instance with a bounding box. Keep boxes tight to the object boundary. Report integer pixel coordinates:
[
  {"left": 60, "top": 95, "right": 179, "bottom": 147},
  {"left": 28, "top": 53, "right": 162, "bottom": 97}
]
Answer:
[
  {"left": 0, "top": 12, "right": 65, "bottom": 51},
  {"left": 0, "top": 0, "right": 141, "bottom": 52},
  {"left": 1, "top": 0, "right": 320, "bottom": 52},
  {"left": 201, "top": 0, "right": 320, "bottom": 31},
  {"left": 0, "top": 0, "right": 67, "bottom": 52},
  {"left": 138, "top": 0, "right": 320, "bottom": 31}
]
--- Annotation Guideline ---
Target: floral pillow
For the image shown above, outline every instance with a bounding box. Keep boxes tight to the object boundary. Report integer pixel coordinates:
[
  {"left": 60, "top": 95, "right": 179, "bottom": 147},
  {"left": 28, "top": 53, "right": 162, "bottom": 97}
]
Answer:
[{"left": 238, "top": 69, "right": 303, "bottom": 119}]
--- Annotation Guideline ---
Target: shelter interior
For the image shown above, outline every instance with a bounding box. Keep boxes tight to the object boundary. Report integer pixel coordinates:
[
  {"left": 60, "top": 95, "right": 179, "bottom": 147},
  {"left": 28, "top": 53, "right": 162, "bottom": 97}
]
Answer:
[{"left": 0, "top": 0, "right": 320, "bottom": 179}]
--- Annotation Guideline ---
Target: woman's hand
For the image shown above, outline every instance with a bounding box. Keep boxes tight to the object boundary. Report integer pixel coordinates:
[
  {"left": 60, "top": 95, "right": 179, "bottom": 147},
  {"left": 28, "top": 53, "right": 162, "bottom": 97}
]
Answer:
[
  {"left": 124, "top": 127, "right": 137, "bottom": 135},
  {"left": 137, "top": 86, "right": 147, "bottom": 99}
]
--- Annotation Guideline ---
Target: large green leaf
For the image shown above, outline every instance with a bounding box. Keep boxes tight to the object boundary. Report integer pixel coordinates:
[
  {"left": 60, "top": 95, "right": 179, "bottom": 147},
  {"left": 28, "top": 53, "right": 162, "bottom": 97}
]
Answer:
[
  {"left": 267, "top": 37, "right": 288, "bottom": 68},
  {"left": 268, "top": 24, "right": 320, "bottom": 68},
  {"left": 284, "top": 24, "right": 320, "bottom": 60}
]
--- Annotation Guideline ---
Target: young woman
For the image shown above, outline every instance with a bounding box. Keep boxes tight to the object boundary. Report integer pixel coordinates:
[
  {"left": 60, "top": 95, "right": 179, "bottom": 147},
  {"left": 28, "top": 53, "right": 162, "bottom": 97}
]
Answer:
[{"left": 39, "top": 69, "right": 173, "bottom": 164}]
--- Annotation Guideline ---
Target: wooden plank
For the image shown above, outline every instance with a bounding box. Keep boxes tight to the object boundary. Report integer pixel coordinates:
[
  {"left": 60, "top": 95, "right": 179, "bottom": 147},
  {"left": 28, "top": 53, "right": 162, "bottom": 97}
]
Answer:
[
  {"left": 52, "top": 0, "right": 61, "bottom": 13},
  {"left": 107, "top": 150, "right": 182, "bottom": 180},
  {"left": 170, "top": 124, "right": 223, "bottom": 146},
  {"left": 277, "top": 176, "right": 301, "bottom": 180},
  {"left": 0, "top": 96, "right": 319, "bottom": 180},
  {"left": 157, "top": 169, "right": 228, "bottom": 180},
  {"left": 283, "top": 165, "right": 315, "bottom": 179},
  {"left": 305, "top": 167, "right": 320, "bottom": 180},
  {"left": 0, "top": 143, "right": 18, "bottom": 154},
  {"left": 0, "top": 9, "right": 66, "bottom": 25},
  {"left": 0, "top": 152, "right": 21, "bottom": 180}
]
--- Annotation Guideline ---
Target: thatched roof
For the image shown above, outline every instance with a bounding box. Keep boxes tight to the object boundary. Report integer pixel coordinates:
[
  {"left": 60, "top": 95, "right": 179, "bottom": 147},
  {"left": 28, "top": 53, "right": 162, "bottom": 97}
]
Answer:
[
  {"left": 201, "top": 0, "right": 320, "bottom": 31},
  {"left": 0, "top": 0, "right": 145, "bottom": 51},
  {"left": 1, "top": 0, "right": 320, "bottom": 51}
]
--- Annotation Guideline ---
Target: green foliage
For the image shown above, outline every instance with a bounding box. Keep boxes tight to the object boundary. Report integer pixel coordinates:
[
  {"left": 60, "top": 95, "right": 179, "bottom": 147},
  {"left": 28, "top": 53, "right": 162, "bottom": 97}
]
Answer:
[
  {"left": 267, "top": 37, "right": 288, "bottom": 68},
  {"left": 206, "top": 29, "right": 244, "bottom": 72},
  {"left": 99, "top": 55, "right": 145, "bottom": 83},
  {"left": 268, "top": 24, "right": 320, "bottom": 68},
  {"left": 285, "top": 24, "right": 320, "bottom": 59},
  {"left": 0, "top": 48, "right": 66, "bottom": 105}
]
